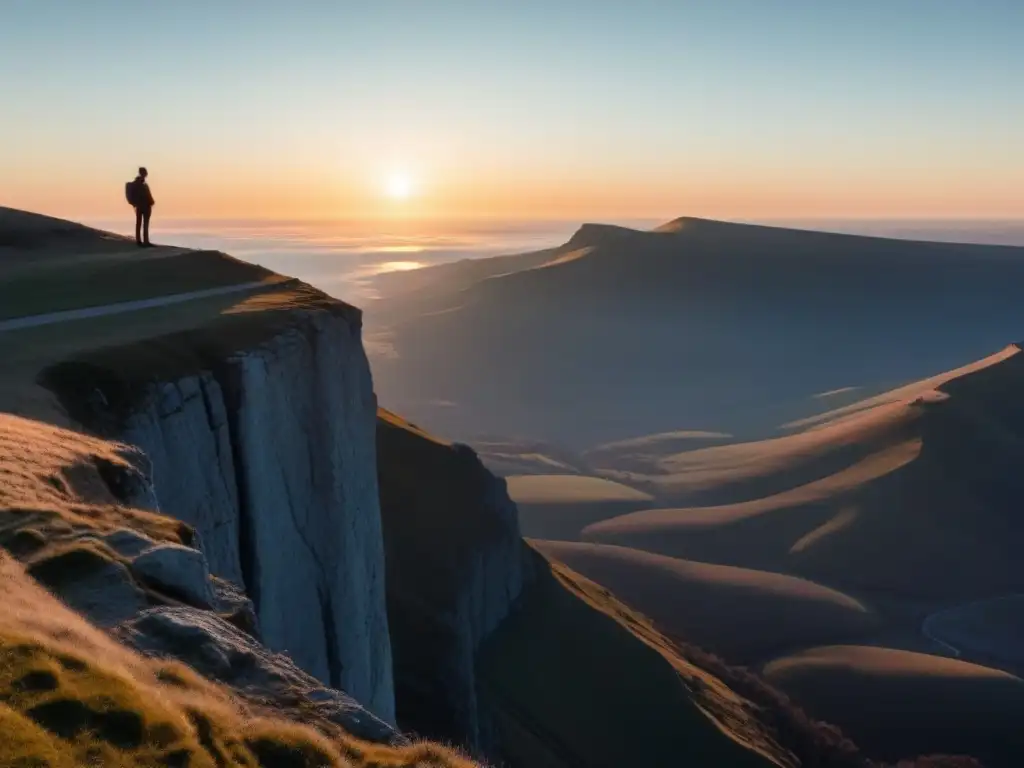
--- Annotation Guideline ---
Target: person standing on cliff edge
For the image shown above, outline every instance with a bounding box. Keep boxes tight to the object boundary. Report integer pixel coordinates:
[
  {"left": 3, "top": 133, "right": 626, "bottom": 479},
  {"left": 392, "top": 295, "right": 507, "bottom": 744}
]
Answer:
[{"left": 126, "top": 167, "right": 155, "bottom": 247}]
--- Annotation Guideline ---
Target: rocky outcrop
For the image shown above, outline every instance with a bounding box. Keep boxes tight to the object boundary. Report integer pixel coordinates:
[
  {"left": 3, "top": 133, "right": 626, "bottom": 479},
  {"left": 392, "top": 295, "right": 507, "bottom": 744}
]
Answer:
[
  {"left": 0, "top": 404, "right": 401, "bottom": 750},
  {"left": 375, "top": 409, "right": 532, "bottom": 755},
  {"left": 132, "top": 542, "right": 216, "bottom": 607},
  {"left": 42, "top": 304, "right": 395, "bottom": 722},
  {"left": 117, "top": 606, "right": 401, "bottom": 745}
]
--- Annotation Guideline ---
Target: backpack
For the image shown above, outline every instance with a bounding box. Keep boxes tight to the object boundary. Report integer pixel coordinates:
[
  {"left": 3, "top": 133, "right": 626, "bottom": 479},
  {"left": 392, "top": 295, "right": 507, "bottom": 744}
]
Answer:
[{"left": 125, "top": 180, "right": 138, "bottom": 206}]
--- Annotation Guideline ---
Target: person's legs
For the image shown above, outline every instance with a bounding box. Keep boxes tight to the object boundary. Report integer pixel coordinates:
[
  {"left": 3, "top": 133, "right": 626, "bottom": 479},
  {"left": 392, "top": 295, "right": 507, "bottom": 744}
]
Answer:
[
  {"left": 135, "top": 207, "right": 143, "bottom": 245},
  {"left": 142, "top": 208, "right": 152, "bottom": 245}
]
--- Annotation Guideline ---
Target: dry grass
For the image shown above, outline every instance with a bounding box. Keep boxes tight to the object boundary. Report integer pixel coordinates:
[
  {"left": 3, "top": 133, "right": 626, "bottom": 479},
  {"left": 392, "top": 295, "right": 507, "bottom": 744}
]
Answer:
[
  {"left": 378, "top": 408, "right": 451, "bottom": 447},
  {"left": 0, "top": 411, "right": 480, "bottom": 768},
  {"left": 0, "top": 582, "right": 479, "bottom": 768},
  {"left": 0, "top": 413, "right": 192, "bottom": 550}
]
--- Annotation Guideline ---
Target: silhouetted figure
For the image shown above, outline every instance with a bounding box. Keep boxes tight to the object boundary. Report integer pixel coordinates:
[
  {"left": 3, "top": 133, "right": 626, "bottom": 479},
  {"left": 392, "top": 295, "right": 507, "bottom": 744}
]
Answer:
[{"left": 127, "top": 167, "right": 155, "bottom": 247}]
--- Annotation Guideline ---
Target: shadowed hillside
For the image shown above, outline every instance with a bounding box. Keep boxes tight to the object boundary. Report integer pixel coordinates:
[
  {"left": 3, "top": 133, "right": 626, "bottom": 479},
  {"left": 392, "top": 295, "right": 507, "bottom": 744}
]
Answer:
[
  {"left": 534, "top": 540, "right": 878, "bottom": 663},
  {"left": 762, "top": 646, "right": 1024, "bottom": 765},
  {"left": 368, "top": 217, "right": 1024, "bottom": 449},
  {"left": 478, "top": 548, "right": 794, "bottom": 768}
]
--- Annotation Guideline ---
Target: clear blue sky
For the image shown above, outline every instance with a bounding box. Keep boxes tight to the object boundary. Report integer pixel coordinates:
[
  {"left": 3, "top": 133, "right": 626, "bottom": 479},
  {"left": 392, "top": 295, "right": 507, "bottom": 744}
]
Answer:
[{"left": 1, "top": 0, "right": 1020, "bottom": 220}]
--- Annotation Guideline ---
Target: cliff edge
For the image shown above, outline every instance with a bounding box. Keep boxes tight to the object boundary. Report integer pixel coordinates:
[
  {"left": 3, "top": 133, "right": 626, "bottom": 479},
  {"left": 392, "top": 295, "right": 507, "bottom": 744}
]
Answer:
[{"left": 40, "top": 278, "right": 396, "bottom": 722}]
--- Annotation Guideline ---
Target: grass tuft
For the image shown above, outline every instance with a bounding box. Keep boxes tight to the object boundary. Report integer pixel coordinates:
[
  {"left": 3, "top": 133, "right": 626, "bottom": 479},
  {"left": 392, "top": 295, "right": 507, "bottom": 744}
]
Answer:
[{"left": 25, "top": 540, "right": 119, "bottom": 591}]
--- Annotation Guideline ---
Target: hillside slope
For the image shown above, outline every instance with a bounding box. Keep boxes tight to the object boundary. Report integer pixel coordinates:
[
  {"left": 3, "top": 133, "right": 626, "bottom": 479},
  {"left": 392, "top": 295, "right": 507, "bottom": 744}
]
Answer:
[{"left": 368, "top": 217, "right": 1024, "bottom": 448}]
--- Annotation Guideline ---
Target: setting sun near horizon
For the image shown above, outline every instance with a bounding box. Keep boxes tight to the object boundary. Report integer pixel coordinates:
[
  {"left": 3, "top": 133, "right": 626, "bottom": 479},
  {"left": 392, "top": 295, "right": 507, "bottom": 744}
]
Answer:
[{"left": 385, "top": 173, "right": 415, "bottom": 201}]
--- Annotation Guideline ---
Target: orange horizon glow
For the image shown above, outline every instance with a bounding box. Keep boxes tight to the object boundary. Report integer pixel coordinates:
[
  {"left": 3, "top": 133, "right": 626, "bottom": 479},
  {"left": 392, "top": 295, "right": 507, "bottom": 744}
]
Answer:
[
  {"left": 5, "top": 165, "right": 1022, "bottom": 225},
  {"left": 4, "top": 4, "right": 1020, "bottom": 229}
]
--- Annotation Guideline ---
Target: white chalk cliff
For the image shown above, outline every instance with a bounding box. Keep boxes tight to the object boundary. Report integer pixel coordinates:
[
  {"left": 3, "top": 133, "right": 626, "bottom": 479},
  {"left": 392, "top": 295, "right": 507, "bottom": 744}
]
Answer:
[{"left": 46, "top": 305, "right": 395, "bottom": 723}]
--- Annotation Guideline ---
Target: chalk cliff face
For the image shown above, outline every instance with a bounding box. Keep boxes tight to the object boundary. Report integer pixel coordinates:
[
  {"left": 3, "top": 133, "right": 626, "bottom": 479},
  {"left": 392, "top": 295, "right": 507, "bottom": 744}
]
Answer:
[
  {"left": 43, "top": 304, "right": 395, "bottom": 723},
  {"left": 375, "top": 409, "right": 531, "bottom": 754}
]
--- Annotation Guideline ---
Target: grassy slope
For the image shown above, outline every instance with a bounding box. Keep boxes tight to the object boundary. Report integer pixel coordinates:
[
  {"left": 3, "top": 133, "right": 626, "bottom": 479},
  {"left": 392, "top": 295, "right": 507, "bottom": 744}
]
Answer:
[
  {"left": 478, "top": 547, "right": 794, "bottom": 768},
  {"left": 533, "top": 540, "right": 878, "bottom": 664},
  {"left": 0, "top": 552, "right": 477, "bottom": 768},
  {"left": 0, "top": 411, "right": 480, "bottom": 768}
]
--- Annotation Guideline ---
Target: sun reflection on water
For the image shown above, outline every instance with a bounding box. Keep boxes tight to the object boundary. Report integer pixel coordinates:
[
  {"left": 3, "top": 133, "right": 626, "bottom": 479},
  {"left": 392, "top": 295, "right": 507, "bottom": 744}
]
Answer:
[{"left": 374, "top": 260, "right": 425, "bottom": 274}]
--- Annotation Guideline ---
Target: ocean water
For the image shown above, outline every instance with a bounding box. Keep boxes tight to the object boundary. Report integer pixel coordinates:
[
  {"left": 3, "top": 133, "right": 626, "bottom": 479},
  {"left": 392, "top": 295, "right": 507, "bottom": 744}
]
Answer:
[{"left": 85, "top": 216, "right": 1024, "bottom": 307}]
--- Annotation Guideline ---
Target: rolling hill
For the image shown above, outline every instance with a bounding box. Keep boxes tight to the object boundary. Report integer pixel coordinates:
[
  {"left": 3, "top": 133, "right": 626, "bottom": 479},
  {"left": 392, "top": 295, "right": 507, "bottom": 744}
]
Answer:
[
  {"left": 582, "top": 344, "right": 1024, "bottom": 600},
  {"left": 533, "top": 540, "right": 878, "bottom": 663}
]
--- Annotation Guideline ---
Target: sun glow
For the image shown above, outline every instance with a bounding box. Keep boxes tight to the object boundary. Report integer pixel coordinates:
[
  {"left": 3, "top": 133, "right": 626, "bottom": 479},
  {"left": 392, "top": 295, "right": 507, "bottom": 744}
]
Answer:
[
  {"left": 377, "top": 260, "right": 425, "bottom": 273},
  {"left": 385, "top": 173, "right": 414, "bottom": 200}
]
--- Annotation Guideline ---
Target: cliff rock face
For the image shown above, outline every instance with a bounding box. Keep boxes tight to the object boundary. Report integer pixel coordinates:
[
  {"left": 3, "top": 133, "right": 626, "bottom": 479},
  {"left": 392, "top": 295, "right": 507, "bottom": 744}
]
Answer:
[
  {"left": 375, "top": 409, "right": 532, "bottom": 755},
  {"left": 43, "top": 306, "right": 395, "bottom": 722}
]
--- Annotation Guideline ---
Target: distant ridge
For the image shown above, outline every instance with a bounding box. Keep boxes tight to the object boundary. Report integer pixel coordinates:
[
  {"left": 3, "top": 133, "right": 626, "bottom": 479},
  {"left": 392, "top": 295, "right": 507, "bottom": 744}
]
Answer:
[{"left": 369, "top": 213, "right": 1024, "bottom": 449}]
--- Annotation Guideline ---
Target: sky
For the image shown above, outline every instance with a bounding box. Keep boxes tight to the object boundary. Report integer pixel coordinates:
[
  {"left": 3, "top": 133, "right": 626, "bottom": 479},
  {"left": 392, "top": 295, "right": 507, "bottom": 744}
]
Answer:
[{"left": 1, "top": 0, "right": 1021, "bottom": 222}]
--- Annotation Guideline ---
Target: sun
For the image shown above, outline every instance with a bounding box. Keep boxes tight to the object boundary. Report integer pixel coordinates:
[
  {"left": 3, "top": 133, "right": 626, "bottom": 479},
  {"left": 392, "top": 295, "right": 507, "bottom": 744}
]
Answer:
[{"left": 385, "top": 173, "right": 414, "bottom": 200}]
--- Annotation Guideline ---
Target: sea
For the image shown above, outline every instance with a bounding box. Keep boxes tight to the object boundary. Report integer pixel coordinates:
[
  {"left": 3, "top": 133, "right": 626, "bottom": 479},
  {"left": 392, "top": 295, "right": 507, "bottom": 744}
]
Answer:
[{"left": 85, "top": 216, "right": 1024, "bottom": 308}]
